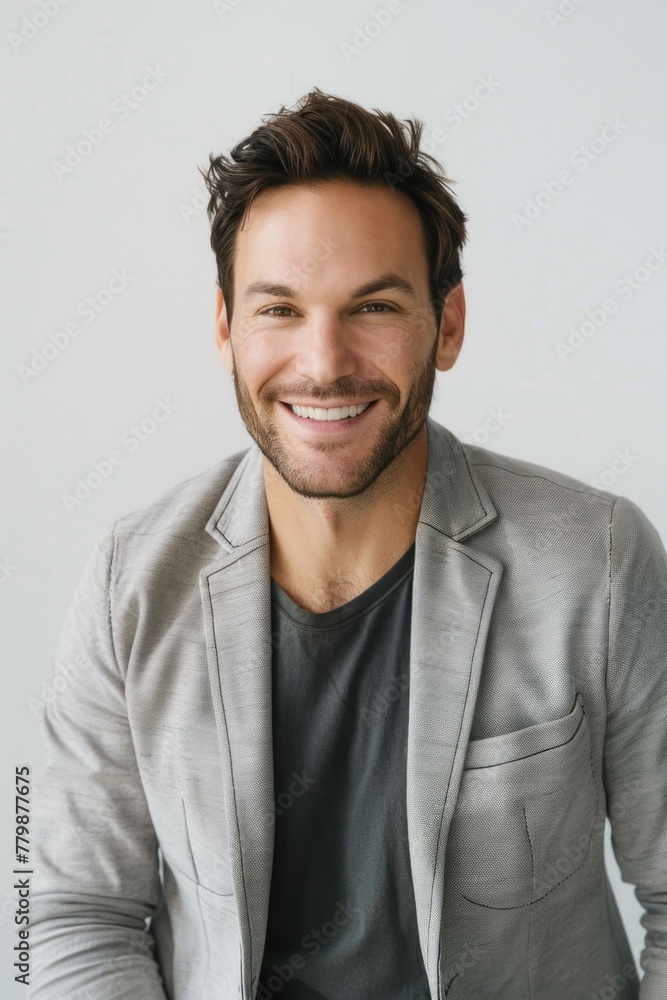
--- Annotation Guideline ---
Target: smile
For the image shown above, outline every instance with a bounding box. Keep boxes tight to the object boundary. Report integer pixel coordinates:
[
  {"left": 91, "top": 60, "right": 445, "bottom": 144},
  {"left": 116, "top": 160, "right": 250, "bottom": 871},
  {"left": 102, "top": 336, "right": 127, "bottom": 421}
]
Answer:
[{"left": 286, "top": 401, "right": 375, "bottom": 421}]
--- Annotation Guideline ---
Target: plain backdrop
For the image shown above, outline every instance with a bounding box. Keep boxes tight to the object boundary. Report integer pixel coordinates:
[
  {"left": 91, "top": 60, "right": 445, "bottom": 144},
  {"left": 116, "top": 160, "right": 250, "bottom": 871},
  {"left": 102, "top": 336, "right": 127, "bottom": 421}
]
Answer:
[{"left": 2, "top": 0, "right": 666, "bottom": 994}]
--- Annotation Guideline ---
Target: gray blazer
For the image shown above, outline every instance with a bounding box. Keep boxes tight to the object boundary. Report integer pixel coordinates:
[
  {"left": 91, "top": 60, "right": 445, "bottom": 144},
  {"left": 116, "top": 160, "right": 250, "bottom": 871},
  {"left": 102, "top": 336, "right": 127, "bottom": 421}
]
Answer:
[{"left": 30, "top": 417, "right": 667, "bottom": 1000}]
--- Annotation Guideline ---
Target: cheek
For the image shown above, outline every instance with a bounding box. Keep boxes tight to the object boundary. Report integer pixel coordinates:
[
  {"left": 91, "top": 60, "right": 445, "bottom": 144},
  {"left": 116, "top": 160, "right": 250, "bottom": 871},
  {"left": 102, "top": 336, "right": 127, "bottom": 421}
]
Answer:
[
  {"left": 368, "top": 324, "right": 423, "bottom": 370},
  {"left": 235, "top": 331, "right": 285, "bottom": 388}
]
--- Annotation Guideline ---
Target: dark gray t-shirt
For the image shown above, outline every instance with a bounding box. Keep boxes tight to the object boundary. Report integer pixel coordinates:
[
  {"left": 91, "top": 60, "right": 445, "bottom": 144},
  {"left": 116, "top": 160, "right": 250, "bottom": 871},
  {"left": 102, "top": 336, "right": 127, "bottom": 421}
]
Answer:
[{"left": 257, "top": 542, "right": 431, "bottom": 999}]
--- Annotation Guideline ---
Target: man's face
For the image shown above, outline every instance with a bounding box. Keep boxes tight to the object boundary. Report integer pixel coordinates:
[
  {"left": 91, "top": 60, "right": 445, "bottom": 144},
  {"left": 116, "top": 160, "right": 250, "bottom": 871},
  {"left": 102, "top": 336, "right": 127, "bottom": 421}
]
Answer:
[{"left": 215, "top": 178, "right": 464, "bottom": 499}]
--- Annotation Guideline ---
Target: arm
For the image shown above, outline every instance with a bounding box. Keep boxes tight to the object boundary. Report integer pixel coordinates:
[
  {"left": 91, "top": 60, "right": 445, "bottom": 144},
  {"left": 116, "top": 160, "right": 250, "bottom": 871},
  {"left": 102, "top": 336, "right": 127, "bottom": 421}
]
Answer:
[
  {"left": 603, "top": 495, "right": 667, "bottom": 999},
  {"left": 29, "top": 524, "right": 168, "bottom": 999}
]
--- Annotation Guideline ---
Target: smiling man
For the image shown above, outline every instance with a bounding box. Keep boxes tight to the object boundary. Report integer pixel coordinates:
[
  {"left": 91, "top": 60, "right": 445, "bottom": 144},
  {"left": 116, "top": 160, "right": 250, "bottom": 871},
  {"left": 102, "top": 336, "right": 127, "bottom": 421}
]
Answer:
[
  {"left": 217, "top": 176, "right": 464, "bottom": 615},
  {"left": 31, "top": 90, "right": 667, "bottom": 1000}
]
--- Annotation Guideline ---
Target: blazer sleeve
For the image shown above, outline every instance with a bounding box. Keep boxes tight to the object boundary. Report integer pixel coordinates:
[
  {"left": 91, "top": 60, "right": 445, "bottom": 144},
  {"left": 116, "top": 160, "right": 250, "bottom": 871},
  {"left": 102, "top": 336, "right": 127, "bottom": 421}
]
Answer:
[
  {"left": 29, "top": 523, "right": 168, "bottom": 999},
  {"left": 603, "top": 495, "right": 667, "bottom": 1000}
]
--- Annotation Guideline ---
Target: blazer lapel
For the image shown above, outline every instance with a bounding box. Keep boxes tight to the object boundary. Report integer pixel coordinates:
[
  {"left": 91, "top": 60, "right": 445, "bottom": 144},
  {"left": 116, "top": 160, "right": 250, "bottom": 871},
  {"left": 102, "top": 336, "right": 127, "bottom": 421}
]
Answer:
[
  {"left": 198, "top": 417, "right": 504, "bottom": 1000},
  {"left": 199, "top": 444, "right": 274, "bottom": 999},
  {"left": 408, "top": 418, "right": 504, "bottom": 999}
]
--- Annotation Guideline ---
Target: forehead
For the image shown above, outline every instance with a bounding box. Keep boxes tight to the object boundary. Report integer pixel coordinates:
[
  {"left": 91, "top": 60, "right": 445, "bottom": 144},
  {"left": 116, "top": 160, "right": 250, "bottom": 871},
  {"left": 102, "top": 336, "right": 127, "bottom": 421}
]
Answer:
[{"left": 235, "top": 178, "right": 427, "bottom": 261}]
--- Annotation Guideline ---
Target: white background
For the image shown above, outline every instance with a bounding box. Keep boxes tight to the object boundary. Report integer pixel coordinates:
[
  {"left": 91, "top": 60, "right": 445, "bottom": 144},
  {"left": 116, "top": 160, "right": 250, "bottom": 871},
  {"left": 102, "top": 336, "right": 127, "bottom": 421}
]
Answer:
[{"left": 2, "top": 0, "right": 666, "bottom": 994}]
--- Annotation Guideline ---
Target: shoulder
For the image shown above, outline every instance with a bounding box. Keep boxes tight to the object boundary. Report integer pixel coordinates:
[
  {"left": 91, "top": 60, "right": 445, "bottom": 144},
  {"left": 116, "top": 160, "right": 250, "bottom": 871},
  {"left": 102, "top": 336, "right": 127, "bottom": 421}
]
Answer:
[
  {"left": 95, "top": 444, "right": 253, "bottom": 567},
  {"left": 463, "top": 439, "right": 619, "bottom": 516},
  {"left": 464, "top": 440, "right": 610, "bottom": 500},
  {"left": 461, "top": 437, "right": 664, "bottom": 559}
]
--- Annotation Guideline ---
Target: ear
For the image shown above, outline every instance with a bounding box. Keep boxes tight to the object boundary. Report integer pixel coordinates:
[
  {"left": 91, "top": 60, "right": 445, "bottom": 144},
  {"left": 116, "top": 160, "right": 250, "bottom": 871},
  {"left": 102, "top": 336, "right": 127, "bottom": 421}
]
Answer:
[
  {"left": 214, "top": 286, "right": 234, "bottom": 374},
  {"left": 434, "top": 282, "right": 466, "bottom": 372}
]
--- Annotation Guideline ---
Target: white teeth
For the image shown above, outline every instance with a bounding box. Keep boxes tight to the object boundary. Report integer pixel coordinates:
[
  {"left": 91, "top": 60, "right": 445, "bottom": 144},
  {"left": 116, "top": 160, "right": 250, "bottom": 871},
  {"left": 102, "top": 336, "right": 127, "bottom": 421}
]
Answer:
[{"left": 290, "top": 402, "right": 372, "bottom": 421}]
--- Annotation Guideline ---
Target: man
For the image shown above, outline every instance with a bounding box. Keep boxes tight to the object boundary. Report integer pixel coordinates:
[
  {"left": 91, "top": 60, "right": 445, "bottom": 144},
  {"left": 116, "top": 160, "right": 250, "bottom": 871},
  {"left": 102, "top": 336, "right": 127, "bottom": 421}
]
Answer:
[{"left": 31, "top": 89, "right": 667, "bottom": 1000}]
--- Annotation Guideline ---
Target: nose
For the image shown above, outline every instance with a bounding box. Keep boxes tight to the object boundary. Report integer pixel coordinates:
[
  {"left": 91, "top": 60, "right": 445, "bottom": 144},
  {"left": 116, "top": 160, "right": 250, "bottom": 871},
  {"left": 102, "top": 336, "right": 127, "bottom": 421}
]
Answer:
[{"left": 293, "top": 312, "right": 358, "bottom": 386}]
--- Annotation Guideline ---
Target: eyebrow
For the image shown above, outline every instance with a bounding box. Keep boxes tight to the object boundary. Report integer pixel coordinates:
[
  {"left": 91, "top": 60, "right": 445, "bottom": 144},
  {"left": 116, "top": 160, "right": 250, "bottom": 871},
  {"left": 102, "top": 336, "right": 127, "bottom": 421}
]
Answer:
[{"left": 243, "top": 271, "right": 418, "bottom": 302}]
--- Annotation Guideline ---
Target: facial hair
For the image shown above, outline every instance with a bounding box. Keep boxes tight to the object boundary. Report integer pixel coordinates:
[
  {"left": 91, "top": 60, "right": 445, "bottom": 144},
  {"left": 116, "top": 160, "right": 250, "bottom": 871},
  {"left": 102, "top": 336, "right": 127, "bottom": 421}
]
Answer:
[{"left": 229, "top": 336, "right": 438, "bottom": 500}]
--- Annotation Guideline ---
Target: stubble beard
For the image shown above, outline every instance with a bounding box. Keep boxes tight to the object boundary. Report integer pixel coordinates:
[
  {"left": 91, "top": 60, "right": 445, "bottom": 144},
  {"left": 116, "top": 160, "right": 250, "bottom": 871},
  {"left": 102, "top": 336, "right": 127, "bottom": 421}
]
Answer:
[{"left": 229, "top": 340, "right": 438, "bottom": 500}]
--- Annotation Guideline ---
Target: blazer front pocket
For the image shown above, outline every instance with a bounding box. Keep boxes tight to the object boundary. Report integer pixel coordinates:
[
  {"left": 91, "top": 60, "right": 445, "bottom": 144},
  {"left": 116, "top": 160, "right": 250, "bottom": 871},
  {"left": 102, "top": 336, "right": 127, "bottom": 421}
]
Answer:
[
  {"left": 181, "top": 795, "right": 235, "bottom": 897},
  {"left": 446, "top": 692, "right": 598, "bottom": 909}
]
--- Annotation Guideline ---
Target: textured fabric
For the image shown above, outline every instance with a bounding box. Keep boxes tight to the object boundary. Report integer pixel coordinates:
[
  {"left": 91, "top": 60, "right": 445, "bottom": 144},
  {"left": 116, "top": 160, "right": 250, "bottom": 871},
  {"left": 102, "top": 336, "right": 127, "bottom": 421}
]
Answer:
[
  {"left": 258, "top": 542, "right": 431, "bottom": 998},
  {"left": 28, "top": 416, "right": 667, "bottom": 1000}
]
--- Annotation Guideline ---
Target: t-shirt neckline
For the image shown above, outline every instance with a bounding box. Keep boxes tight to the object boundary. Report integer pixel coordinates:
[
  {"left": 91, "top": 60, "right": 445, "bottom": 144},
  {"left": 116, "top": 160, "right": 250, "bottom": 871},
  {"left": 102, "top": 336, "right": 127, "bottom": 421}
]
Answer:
[{"left": 270, "top": 542, "right": 416, "bottom": 630}]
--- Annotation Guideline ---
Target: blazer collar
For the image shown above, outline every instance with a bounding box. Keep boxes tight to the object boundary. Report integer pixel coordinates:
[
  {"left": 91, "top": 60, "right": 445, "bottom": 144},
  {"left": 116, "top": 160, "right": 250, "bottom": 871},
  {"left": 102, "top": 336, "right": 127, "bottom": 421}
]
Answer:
[{"left": 204, "top": 415, "right": 498, "bottom": 550}]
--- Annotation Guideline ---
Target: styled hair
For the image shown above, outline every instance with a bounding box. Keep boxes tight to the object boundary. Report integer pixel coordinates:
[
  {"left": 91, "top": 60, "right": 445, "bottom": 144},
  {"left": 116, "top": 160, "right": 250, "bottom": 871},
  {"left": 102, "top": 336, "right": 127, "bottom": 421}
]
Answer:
[{"left": 200, "top": 88, "right": 468, "bottom": 325}]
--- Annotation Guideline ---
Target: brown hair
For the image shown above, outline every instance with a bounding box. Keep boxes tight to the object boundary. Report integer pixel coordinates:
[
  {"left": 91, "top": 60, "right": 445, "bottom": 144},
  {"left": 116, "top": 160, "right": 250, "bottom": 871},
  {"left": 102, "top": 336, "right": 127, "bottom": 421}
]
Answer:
[{"left": 200, "top": 88, "right": 468, "bottom": 326}]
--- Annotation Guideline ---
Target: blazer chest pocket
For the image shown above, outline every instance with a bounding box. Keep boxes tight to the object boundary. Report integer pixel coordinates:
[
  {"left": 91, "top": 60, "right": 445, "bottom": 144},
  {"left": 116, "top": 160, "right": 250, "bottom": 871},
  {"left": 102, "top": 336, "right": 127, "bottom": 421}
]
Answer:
[{"left": 446, "top": 692, "right": 598, "bottom": 909}]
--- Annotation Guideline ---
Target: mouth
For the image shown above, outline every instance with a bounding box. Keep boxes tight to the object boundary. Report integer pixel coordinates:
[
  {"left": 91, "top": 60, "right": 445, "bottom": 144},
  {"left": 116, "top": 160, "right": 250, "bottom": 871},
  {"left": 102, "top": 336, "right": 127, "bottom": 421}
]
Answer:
[
  {"left": 278, "top": 398, "right": 380, "bottom": 431},
  {"left": 283, "top": 400, "right": 377, "bottom": 421}
]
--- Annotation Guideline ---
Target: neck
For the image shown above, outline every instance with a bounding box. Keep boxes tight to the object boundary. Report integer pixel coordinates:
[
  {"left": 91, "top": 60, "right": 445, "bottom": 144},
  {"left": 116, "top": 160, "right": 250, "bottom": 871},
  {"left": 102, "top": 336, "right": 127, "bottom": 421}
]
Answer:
[{"left": 264, "top": 423, "right": 428, "bottom": 604}]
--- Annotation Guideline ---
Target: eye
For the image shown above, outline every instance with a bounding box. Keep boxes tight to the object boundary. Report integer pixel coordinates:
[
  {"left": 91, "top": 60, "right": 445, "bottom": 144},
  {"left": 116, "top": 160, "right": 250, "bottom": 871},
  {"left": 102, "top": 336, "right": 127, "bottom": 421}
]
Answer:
[
  {"left": 358, "top": 302, "right": 397, "bottom": 313},
  {"left": 259, "top": 305, "right": 296, "bottom": 317}
]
